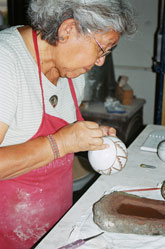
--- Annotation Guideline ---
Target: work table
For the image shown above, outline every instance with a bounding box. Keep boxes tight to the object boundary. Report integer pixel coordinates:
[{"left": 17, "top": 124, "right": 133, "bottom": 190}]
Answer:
[{"left": 35, "top": 124, "right": 165, "bottom": 249}]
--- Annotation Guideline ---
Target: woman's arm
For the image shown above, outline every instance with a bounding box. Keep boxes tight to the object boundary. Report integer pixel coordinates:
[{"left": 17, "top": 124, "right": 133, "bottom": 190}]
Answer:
[
  {"left": 0, "top": 121, "right": 53, "bottom": 179},
  {"left": 0, "top": 121, "right": 115, "bottom": 180}
]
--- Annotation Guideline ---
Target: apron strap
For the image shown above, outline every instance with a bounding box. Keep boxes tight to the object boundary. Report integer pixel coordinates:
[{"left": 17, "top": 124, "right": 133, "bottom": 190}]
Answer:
[
  {"left": 68, "top": 78, "right": 84, "bottom": 121},
  {"left": 32, "top": 30, "right": 46, "bottom": 114}
]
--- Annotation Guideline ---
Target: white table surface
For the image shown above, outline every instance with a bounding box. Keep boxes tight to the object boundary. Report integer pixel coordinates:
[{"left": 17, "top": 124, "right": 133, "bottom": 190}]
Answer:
[{"left": 35, "top": 124, "right": 165, "bottom": 249}]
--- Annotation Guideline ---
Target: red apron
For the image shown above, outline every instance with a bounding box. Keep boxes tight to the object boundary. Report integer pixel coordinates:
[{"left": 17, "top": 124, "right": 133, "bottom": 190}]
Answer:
[{"left": 0, "top": 30, "right": 83, "bottom": 249}]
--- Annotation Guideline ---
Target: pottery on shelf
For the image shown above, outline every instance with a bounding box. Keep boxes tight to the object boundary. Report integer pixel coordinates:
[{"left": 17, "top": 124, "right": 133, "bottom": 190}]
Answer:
[{"left": 88, "top": 136, "right": 128, "bottom": 175}]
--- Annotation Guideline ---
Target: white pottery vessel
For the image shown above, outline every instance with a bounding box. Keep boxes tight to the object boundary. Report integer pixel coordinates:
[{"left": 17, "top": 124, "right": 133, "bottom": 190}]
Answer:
[
  {"left": 88, "top": 136, "right": 128, "bottom": 175},
  {"left": 157, "top": 140, "right": 165, "bottom": 161}
]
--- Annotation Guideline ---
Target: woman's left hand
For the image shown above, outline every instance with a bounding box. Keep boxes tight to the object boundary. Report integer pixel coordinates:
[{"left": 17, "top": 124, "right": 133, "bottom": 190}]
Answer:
[{"left": 100, "top": 126, "right": 116, "bottom": 137}]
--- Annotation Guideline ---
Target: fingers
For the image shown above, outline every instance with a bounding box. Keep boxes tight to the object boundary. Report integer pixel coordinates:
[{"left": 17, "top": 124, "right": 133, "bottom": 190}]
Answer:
[
  {"left": 88, "top": 143, "right": 109, "bottom": 151},
  {"left": 55, "top": 121, "right": 116, "bottom": 156},
  {"left": 84, "top": 121, "right": 100, "bottom": 129},
  {"left": 82, "top": 121, "right": 116, "bottom": 137},
  {"left": 89, "top": 137, "right": 103, "bottom": 146},
  {"left": 81, "top": 121, "right": 103, "bottom": 138},
  {"left": 100, "top": 126, "right": 116, "bottom": 136},
  {"left": 88, "top": 127, "right": 103, "bottom": 138},
  {"left": 109, "top": 127, "right": 116, "bottom": 136}
]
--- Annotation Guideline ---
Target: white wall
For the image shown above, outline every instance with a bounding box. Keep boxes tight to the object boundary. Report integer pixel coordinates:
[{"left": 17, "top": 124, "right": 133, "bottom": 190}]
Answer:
[{"left": 113, "top": 0, "right": 158, "bottom": 124}]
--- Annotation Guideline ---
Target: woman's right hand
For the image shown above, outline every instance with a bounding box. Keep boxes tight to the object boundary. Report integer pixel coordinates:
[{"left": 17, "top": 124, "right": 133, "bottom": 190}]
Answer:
[
  {"left": 0, "top": 121, "right": 109, "bottom": 179},
  {"left": 54, "top": 121, "right": 109, "bottom": 157}
]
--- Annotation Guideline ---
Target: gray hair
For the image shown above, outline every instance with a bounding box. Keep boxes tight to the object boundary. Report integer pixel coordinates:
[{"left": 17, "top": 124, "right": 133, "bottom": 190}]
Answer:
[{"left": 27, "top": 0, "right": 137, "bottom": 45}]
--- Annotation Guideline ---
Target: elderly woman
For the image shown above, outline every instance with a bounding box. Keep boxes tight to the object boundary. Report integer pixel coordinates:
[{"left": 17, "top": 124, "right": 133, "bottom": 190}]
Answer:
[{"left": 0, "top": 0, "right": 136, "bottom": 248}]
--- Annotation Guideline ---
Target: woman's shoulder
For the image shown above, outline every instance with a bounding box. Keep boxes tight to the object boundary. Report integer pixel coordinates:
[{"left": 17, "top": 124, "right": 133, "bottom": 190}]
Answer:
[
  {"left": 0, "top": 26, "right": 34, "bottom": 73},
  {"left": 0, "top": 26, "right": 21, "bottom": 42},
  {"left": 0, "top": 26, "right": 25, "bottom": 56}
]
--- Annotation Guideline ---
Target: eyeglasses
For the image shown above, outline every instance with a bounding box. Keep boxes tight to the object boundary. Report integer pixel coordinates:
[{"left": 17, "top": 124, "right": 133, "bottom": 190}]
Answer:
[
  {"left": 87, "top": 28, "right": 116, "bottom": 58},
  {"left": 96, "top": 38, "right": 117, "bottom": 57}
]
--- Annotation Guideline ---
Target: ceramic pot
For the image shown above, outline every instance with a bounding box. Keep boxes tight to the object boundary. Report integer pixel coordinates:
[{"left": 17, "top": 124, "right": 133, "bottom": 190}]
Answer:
[{"left": 88, "top": 136, "right": 128, "bottom": 175}]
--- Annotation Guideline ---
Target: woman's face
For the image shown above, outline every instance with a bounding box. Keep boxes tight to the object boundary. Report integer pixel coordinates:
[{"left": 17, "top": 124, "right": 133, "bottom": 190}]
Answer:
[{"left": 54, "top": 28, "right": 120, "bottom": 79}]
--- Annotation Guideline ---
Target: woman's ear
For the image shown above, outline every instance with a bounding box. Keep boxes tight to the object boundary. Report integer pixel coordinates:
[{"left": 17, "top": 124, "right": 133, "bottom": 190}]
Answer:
[{"left": 58, "top": 19, "right": 76, "bottom": 43}]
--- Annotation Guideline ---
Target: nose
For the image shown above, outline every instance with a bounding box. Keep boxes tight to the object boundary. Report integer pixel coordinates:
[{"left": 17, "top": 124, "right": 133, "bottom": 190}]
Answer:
[{"left": 95, "top": 56, "right": 106, "bottom": 66}]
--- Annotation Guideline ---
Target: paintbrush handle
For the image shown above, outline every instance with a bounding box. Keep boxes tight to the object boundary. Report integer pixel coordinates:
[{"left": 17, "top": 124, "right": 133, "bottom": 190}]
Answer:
[{"left": 58, "top": 239, "right": 84, "bottom": 249}]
